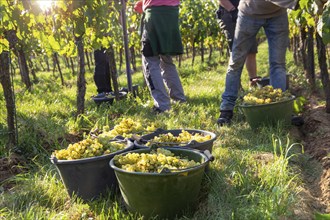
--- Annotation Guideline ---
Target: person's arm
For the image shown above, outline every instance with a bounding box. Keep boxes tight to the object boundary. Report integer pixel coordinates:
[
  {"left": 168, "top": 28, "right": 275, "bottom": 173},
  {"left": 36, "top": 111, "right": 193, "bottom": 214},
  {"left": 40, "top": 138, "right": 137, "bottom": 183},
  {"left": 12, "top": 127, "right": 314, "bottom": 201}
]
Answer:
[
  {"left": 219, "top": 0, "right": 237, "bottom": 12},
  {"left": 219, "top": 0, "right": 238, "bottom": 22},
  {"left": 134, "top": 0, "right": 143, "bottom": 14}
]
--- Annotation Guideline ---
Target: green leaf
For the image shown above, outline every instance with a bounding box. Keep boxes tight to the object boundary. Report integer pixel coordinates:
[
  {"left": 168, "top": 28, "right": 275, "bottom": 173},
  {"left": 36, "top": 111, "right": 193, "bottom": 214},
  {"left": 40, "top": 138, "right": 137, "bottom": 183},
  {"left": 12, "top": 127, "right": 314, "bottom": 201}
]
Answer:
[
  {"left": 293, "top": 97, "right": 307, "bottom": 114},
  {"left": 11, "top": 7, "right": 21, "bottom": 21},
  {"left": 314, "top": 212, "right": 330, "bottom": 220},
  {"left": 321, "top": 3, "right": 330, "bottom": 44},
  {"left": 74, "top": 17, "right": 86, "bottom": 37},
  {"left": 48, "top": 35, "right": 60, "bottom": 51},
  {"left": 0, "top": 38, "right": 9, "bottom": 53}
]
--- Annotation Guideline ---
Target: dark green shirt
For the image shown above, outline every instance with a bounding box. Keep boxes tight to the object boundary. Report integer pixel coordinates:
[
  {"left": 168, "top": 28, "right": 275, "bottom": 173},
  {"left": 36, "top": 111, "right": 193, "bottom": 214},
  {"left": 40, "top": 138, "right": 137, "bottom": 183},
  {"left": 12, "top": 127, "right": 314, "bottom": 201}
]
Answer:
[{"left": 144, "top": 6, "right": 183, "bottom": 56}]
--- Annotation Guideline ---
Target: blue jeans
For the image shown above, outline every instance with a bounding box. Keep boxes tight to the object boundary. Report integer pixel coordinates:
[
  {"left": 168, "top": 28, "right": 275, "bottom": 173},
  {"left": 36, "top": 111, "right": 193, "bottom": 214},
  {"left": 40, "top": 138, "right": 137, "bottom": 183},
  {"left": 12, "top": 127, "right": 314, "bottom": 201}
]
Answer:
[{"left": 220, "top": 12, "right": 289, "bottom": 111}]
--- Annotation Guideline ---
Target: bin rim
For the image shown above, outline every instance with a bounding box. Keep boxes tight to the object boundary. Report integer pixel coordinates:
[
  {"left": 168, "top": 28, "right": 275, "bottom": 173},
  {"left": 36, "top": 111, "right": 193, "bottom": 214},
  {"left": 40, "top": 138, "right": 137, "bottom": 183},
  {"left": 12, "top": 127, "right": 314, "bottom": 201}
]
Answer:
[
  {"left": 50, "top": 139, "right": 134, "bottom": 165},
  {"left": 239, "top": 95, "right": 295, "bottom": 109},
  {"left": 134, "top": 128, "right": 217, "bottom": 147},
  {"left": 109, "top": 147, "right": 212, "bottom": 176},
  {"left": 151, "top": 128, "right": 216, "bottom": 138}
]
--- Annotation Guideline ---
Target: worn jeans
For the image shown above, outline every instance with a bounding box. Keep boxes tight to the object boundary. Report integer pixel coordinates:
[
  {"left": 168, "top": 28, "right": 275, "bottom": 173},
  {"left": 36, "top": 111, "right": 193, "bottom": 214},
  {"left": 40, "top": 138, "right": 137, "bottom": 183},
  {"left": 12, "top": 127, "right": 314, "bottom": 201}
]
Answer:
[
  {"left": 220, "top": 12, "right": 289, "bottom": 111},
  {"left": 217, "top": 7, "right": 258, "bottom": 53},
  {"left": 142, "top": 55, "right": 186, "bottom": 111}
]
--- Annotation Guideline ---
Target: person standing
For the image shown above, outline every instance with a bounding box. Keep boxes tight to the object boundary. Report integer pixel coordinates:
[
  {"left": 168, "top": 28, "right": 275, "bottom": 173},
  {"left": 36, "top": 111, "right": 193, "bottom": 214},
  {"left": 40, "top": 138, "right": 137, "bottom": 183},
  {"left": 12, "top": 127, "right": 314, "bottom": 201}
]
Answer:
[
  {"left": 92, "top": 48, "right": 113, "bottom": 100},
  {"left": 217, "top": 0, "right": 299, "bottom": 126},
  {"left": 134, "top": 0, "right": 186, "bottom": 113},
  {"left": 216, "top": 0, "right": 260, "bottom": 87}
]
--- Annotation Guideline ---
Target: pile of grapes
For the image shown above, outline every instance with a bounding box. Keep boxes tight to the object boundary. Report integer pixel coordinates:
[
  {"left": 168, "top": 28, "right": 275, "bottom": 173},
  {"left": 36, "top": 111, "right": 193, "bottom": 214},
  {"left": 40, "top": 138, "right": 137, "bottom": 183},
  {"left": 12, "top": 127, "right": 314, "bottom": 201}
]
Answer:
[
  {"left": 146, "top": 130, "right": 212, "bottom": 147},
  {"left": 98, "top": 118, "right": 156, "bottom": 140},
  {"left": 242, "top": 85, "right": 292, "bottom": 105},
  {"left": 52, "top": 138, "right": 126, "bottom": 160},
  {"left": 52, "top": 118, "right": 159, "bottom": 160},
  {"left": 113, "top": 148, "right": 199, "bottom": 173}
]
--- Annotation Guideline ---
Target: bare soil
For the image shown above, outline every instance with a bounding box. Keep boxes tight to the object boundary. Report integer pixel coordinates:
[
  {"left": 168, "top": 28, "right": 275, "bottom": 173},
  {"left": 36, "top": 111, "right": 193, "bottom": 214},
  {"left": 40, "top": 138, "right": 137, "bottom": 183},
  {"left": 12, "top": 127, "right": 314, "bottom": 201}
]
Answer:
[
  {"left": 0, "top": 153, "right": 26, "bottom": 190},
  {"left": 294, "top": 105, "right": 330, "bottom": 216}
]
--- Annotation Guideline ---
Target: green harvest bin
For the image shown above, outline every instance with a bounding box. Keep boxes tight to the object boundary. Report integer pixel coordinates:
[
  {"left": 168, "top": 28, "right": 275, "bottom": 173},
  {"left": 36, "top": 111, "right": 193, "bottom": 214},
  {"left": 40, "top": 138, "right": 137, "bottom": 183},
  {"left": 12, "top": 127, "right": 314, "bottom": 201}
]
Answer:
[
  {"left": 134, "top": 129, "right": 217, "bottom": 153},
  {"left": 92, "top": 91, "right": 127, "bottom": 106},
  {"left": 109, "top": 147, "right": 213, "bottom": 219},
  {"left": 50, "top": 139, "right": 134, "bottom": 201},
  {"left": 239, "top": 96, "right": 295, "bottom": 129}
]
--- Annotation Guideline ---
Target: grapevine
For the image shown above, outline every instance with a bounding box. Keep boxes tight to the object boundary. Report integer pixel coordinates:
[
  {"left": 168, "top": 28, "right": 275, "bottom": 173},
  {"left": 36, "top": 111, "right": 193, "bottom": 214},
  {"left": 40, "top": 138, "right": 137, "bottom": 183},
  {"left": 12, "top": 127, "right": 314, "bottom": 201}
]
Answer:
[{"left": 113, "top": 148, "right": 200, "bottom": 173}]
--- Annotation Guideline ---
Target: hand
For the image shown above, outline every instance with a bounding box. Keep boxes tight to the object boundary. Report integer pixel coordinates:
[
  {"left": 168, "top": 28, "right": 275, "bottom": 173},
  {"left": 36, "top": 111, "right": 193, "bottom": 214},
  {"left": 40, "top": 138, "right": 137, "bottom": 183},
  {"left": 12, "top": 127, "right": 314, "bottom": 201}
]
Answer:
[
  {"left": 230, "top": 8, "right": 238, "bottom": 22},
  {"left": 134, "top": 1, "right": 143, "bottom": 14},
  {"left": 216, "top": 8, "right": 222, "bottom": 19}
]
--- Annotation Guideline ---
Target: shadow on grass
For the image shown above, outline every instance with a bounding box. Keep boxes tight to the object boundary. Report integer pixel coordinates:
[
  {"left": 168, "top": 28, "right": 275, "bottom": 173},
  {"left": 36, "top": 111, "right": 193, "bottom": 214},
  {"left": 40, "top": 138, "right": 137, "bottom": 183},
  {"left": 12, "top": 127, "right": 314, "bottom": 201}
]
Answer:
[{"left": 186, "top": 95, "right": 221, "bottom": 107}]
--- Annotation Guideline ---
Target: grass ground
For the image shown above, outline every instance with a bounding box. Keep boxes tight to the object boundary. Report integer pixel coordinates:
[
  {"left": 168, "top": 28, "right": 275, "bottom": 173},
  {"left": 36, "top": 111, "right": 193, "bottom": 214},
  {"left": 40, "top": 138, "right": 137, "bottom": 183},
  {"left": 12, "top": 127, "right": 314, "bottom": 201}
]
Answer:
[{"left": 0, "top": 41, "right": 323, "bottom": 219}]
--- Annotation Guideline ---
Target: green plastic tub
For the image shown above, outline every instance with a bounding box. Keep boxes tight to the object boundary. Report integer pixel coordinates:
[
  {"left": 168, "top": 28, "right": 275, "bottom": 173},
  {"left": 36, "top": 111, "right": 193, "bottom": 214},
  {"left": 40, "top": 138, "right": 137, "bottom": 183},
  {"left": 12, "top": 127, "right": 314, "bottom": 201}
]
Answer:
[
  {"left": 109, "top": 147, "right": 213, "bottom": 219},
  {"left": 239, "top": 96, "right": 295, "bottom": 129},
  {"left": 133, "top": 129, "right": 217, "bottom": 152},
  {"left": 92, "top": 91, "right": 127, "bottom": 106},
  {"left": 50, "top": 139, "right": 134, "bottom": 200}
]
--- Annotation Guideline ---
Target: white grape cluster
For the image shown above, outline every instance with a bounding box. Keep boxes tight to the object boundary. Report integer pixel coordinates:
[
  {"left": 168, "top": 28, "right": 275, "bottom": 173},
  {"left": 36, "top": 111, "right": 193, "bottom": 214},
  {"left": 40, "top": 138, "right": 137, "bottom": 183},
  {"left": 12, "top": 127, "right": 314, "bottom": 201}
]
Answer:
[
  {"left": 243, "top": 85, "right": 292, "bottom": 105},
  {"left": 52, "top": 118, "right": 157, "bottom": 160},
  {"left": 52, "top": 138, "right": 126, "bottom": 160},
  {"left": 114, "top": 148, "right": 199, "bottom": 173},
  {"left": 146, "top": 130, "right": 212, "bottom": 147},
  {"left": 98, "top": 118, "right": 156, "bottom": 140}
]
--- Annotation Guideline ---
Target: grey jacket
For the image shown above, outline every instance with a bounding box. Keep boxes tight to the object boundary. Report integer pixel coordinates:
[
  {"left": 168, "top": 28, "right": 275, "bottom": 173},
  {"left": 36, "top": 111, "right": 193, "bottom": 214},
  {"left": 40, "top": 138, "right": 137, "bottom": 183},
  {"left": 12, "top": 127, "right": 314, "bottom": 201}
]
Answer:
[{"left": 238, "top": 0, "right": 299, "bottom": 18}]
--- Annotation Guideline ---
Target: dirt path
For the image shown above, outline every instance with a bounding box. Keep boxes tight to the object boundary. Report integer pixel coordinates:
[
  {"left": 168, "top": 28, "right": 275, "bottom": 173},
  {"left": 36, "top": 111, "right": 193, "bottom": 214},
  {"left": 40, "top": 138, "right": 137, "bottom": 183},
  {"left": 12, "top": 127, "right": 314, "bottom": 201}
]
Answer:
[
  {"left": 290, "top": 105, "right": 330, "bottom": 218},
  {"left": 301, "top": 106, "right": 330, "bottom": 211}
]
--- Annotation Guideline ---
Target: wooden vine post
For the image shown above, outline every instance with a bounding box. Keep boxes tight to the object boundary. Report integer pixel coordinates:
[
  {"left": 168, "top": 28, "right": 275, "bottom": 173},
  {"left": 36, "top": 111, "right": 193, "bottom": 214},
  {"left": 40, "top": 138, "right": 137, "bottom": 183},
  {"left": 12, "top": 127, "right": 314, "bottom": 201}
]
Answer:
[
  {"left": 121, "top": 0, "right": 133, "bottom": 92},
  {"left": 0, "top": 51, "right": 17, "bottom": 149}
]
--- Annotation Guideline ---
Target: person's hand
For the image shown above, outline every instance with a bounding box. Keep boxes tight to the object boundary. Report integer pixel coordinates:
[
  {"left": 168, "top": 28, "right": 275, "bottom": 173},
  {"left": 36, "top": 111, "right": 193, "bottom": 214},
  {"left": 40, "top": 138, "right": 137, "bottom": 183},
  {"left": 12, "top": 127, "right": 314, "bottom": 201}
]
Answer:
[
  {"left": 134, "top": 1, "right": 143, "bottom": 14},
  {"left": 230, "top": 8, "right": 238, "bottom": 22}
]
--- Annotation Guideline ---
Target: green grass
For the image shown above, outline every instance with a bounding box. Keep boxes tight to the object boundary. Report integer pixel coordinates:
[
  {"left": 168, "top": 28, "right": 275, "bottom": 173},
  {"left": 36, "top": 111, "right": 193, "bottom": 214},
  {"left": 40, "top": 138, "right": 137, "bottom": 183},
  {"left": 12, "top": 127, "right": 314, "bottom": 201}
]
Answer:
[{"left": 0, "top": 41, "right": 315, "bottom": 219}]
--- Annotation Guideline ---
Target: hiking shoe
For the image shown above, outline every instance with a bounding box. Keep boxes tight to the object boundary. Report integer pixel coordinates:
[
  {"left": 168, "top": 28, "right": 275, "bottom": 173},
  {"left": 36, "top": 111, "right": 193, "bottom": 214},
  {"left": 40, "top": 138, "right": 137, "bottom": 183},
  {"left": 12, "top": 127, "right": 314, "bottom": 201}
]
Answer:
[
  {"left": 152, "top": 106, "right": 164, "bottom": 114},
  {"left": 92, "top": 92, "right": 114, "bottom": 101},
  {"left": 217, "top": 110, "right": 233, "bottom": 126},
  {"left": 249, "top": 76, "right": 262, "bottom": 88},
  {"left": 172, "top": 98, "right": 187, "bottom": 104},
  {"left": 93, "top": 92, "right": 107, "bottom": 99}
]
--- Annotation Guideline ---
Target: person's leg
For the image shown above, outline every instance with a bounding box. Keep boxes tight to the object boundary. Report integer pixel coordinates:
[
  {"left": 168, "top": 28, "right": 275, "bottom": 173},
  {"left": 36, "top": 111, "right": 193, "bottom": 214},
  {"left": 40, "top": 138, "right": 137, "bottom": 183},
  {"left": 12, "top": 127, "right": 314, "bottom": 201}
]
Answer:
[
  {"left": 104, "top": 54, "right": 112, "bottom": 92},
  {"left": 220, "top": 13, "right": 263, "bottom": 112},
  {"left": 218, "top": 8, "right": 245, "bottom": 91},
  {"left": 264, "top": 13, "right": 289, "bottom": 91},
  {"left": 94, "top": 49, "right": 112, "bottom": 94},
  {"left": 142, "top": 55, "right": 171, "bottom": 111},
  {"left": 247, "top": 38, "right": 259, "bottom": 87},
  {"left": 218, "top": 13, "right": 264, "bottom": 125},
  {"left": 245, "top": 53, "right": 257, "bottom": 79},
  {"left": 218, "top": 8, "right": 258, "bottom": 86},
  {"left": 159, "top": 55, "right": 186, "bottom": 102}
]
